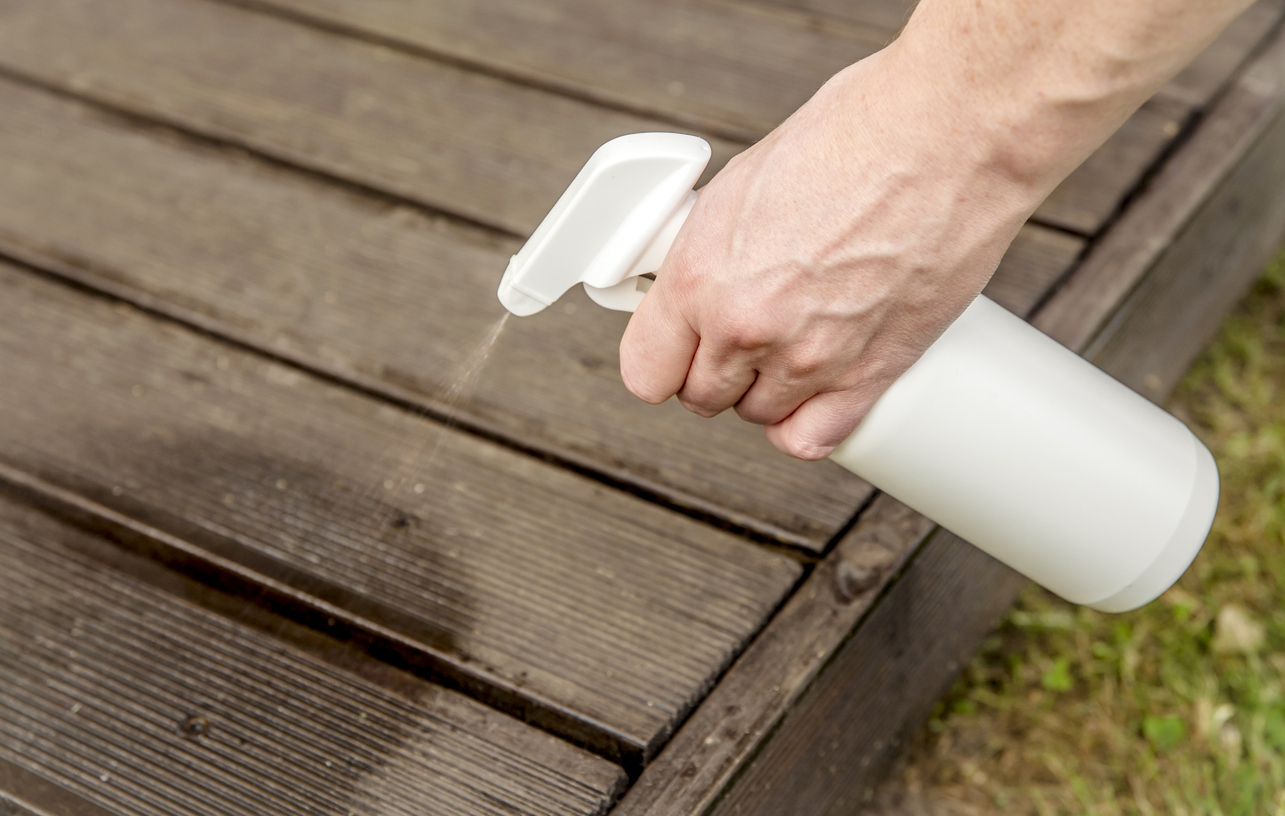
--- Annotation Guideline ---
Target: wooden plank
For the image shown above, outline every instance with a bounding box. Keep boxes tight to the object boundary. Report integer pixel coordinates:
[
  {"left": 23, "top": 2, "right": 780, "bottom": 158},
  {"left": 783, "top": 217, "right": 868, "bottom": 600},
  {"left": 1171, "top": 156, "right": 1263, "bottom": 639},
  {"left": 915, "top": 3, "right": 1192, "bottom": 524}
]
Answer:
[
  {"left": 218, "top": 0, "right": 889, "bottom": 141},
  {"left": 613, "top": 25, "right": 1285, "bottom": 813},
  {"left": 705, "top": 531, "right": 1022, "bottom": 816},
  {"left": 1087, "top": 111, "right": 1285, "bottom": 400},
  {"left": 0, "top": 492, "right": 628, "bottom": 816},
  {"left": 183, "top": 0, "right": 1276, "bottom": 235},
  {"left": 0, "top": 0, "right": 744, "bottom": 238},
  {"left": 0, "top": 257, "right": 803, "bottom": 767},
  {"left": 611, "top": 495, "right": 939, "bottom": 816},
  {"left": 0, "top": 0, "right": 1190, "bottom": 240},
  {"left": 0, "top": 75, "right": 1079, "bottom": 552},
  {"left": 750, "top": 0, "right": 1284, "bottom": 111}
]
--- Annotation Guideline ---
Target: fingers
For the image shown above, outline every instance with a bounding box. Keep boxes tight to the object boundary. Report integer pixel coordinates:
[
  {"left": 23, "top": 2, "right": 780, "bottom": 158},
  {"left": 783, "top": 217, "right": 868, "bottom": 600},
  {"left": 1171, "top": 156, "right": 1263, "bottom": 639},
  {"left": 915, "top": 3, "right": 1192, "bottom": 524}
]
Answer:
[
  {"left": 732, "top": 373, "right": 813, "bottom": 426},
  {"left": 619, "top": 279, "right": 700, "bottom": 404},
  {"left": 676, "top": 342, "right": 758, "bottom": 417},
  {"left": 764, "top": 390, "right": 870, "bottom": 460}
]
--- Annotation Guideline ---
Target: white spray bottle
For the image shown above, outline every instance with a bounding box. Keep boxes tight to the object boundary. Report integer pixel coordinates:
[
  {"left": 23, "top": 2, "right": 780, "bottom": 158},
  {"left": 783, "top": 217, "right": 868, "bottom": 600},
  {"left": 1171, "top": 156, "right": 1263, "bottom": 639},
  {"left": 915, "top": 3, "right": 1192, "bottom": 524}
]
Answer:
[{"left": 497, "top": 133, "right": 1219, "bottom": 612}]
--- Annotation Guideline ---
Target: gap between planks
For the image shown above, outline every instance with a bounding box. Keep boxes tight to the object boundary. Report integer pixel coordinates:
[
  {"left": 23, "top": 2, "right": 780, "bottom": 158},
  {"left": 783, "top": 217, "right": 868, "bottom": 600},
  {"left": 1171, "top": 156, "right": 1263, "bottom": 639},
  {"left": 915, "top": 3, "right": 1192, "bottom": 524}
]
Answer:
[
  {"left": 0, "top": 255, "right": 804, "bottom": 768},
  {"left": 0, "top": 67, "right": 1081, "bottom": 551},
  {"left": 0, "top": 491, "right": 628, "bottom": 816}
]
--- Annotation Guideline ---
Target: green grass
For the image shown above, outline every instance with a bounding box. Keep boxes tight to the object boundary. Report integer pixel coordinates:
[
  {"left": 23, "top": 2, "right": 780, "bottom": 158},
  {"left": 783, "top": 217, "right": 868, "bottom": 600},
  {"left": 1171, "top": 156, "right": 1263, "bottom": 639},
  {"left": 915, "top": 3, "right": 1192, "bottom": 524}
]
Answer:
[{"left": 883, "top": 251, "right": 1285, "bottom": 815}]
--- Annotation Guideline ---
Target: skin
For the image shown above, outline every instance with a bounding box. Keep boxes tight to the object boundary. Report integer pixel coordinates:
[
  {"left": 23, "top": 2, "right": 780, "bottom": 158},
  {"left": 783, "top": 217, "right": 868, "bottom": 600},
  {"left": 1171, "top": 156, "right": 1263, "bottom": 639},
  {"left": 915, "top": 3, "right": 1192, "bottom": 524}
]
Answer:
[{"left": 619, "top": 0, "right": 1256, "bottom": 460}]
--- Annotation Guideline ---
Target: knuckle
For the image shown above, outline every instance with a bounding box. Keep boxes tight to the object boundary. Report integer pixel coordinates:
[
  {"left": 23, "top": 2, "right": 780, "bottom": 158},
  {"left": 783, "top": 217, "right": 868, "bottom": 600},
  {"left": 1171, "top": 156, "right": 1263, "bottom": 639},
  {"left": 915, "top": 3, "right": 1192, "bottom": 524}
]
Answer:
[
  {"left": 718, "top": 314, "right": 775, "bottom": 353},
  {"left": 678, "top": 393, "right": 722, "bottom": 418},
  {"left": 734, "top": 403, "right": 779, "bottom": 426}
]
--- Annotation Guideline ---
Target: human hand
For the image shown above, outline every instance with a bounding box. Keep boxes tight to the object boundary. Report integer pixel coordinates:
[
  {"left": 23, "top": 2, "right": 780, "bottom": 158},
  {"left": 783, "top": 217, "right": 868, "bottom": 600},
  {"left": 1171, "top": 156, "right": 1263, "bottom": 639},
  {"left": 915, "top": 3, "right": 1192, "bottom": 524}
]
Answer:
[{"left": 618, "top": 47, "right": 1042, "bottom": 460}]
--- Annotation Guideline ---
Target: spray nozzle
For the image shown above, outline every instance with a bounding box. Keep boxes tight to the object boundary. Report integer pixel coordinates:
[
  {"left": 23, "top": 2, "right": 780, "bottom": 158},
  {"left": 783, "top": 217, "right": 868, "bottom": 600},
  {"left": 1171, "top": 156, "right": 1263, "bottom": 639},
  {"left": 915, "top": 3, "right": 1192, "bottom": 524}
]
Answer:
[{"left": 498, "top": 133, "right": 710, "bottom": 315}]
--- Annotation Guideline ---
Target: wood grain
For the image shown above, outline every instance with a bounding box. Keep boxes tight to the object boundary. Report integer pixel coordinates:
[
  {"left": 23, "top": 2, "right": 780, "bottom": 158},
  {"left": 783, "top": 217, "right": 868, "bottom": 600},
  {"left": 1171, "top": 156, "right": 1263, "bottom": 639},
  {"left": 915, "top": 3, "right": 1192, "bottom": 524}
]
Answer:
[
  {"left": 0, "top": 0, "right": 1213, "bottom": 241},
  {"left": 220, "top": 0, "right": 889, "bottom": 140},
  {"left": 197, "top": 0, "right": 1280, "bottom": 235},
  {"left": 0, "top": 257, "right": 802, "bottom": 765},
  {"left": 1087, "top": 109, "right": 1285, "bottom": 398},
  {"left": 612, "top": 495, "right": 938, "bottom": 816},
  {"left": 706, "top": 531, "right": 1025, "bottom": 816},
  {"left": 0, "top": 75, "right": 1079, "bottom": 551},
  {"left": 0, "top": 0, "right": 743, "bottom": 238},
  {"left": 615, "top": 24, "right": 1285, "bottom": 813},
  {"left": 0, "top": 494, "right": 628, "bottom": 816}
]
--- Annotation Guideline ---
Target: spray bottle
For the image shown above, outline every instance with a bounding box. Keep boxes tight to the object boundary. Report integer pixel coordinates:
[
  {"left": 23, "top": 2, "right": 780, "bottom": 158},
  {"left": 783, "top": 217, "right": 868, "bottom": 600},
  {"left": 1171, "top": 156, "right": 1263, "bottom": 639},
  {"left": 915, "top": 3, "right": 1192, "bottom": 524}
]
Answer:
[{"left": 497, "top": 133, "right": 1219, "bottom": 612}]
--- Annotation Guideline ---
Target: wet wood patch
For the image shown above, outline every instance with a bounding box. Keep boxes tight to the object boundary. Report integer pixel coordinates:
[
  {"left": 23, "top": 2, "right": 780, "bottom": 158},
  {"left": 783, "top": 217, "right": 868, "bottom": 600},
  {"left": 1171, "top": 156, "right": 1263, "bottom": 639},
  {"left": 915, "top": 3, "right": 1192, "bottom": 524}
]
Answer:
[
  {"left": 0, "top": 494, "right": 627, "bottom": 816},
  {"left": 0, "top": 259, "right": 801, "bottom": 765}
]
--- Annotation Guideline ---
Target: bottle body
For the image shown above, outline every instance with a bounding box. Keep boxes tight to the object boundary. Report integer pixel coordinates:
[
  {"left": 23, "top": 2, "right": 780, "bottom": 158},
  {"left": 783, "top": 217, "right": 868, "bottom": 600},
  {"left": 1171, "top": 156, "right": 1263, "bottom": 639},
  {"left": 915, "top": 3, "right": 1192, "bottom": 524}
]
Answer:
[{"left": 830, "top": 296, "right": 1218, "bottom": 611}]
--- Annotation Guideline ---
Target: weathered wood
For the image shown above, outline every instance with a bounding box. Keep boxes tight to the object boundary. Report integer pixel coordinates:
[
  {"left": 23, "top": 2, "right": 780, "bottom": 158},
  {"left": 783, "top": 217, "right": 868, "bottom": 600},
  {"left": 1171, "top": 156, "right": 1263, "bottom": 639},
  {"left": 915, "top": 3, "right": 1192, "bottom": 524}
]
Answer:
[
  {"left": 0, "top": 257, "right": 803, "bottom": 766},
  {"left": 189, "top": 0, "right": 1280, "bottom": 235},
  {"left": 0, "top": 0, "right": 743, "bottom": 238},
  {"left": 220, "top": 0, "right": 888, "bottom": 141},
  {"left": 0, "top": 0, "right": 1227, "bottom": 244},
  {"left": 707, "top": 531, "right": 1023, "bottom": 816},
  {"left": 0, "top": 75, "right": 1079, "bottom": 551},
  {"left": 615, "top": 25, "right": 1285, "bottom": 813},
  {"left": 611, "top": 495, "right": 937, "bottom": 816},
  {"left": 0, "top": 493, "right": 628, "bottom": 816},
  {"left": 1088, "top": 111, "right": 1285, "bottom": 399}
]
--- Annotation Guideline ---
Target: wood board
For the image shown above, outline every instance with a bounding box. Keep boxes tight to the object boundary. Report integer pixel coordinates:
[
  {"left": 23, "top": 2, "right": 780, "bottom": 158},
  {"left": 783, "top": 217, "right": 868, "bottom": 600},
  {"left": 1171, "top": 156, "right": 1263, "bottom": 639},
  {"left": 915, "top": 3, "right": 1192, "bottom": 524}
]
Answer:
[
  {"left": 0, "top": 0, "right": 743, "bottom": 238},
  {"left": 0, "top": 256, "right": 803, "bottom": 766},
  {"left": 0, "top": 0, "right": 1203, "bottom": 240},
  {"left": 0, "top": 493, "right": 627, "bottom": 816},
  {"left": 191, "top": 0, "right": 1283, "bottom": 235},
  {"left": 0, "top": 72, "right": 1082, "bottom": 551}
]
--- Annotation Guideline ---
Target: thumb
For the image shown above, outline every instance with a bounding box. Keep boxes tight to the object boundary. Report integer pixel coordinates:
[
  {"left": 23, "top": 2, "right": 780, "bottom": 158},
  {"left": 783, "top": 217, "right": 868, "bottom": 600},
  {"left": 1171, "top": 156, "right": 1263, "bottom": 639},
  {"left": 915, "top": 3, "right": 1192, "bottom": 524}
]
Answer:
[
  {"left": 764, "top": 391, "right": 869, "bottom": 460},
  {"left": 619, "top": 276, "right": 700, "bottom": 404}
]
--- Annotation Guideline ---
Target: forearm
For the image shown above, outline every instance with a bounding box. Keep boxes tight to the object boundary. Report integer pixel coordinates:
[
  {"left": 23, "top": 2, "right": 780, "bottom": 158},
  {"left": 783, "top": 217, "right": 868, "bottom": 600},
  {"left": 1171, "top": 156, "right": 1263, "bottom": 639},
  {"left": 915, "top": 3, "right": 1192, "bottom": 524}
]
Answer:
[{"left": 886, "top": 0, "right": 1255, "bottom": 200}]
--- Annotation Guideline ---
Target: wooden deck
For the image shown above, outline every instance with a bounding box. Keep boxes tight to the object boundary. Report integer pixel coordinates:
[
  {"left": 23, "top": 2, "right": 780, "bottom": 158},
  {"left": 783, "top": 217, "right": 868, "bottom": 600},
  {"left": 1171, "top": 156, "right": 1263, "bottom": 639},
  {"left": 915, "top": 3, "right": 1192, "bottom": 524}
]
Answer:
[{"left": 2, "top": 1, "right": 1285, "bottom": 814}]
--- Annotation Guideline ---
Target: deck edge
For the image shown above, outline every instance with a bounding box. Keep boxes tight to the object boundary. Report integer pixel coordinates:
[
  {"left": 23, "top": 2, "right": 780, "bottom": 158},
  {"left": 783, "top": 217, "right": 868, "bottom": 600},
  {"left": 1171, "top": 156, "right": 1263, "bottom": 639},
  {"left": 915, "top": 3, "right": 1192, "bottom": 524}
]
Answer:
[{"left": 612, "top": 23, "right": 1285, "bottom": 815}]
